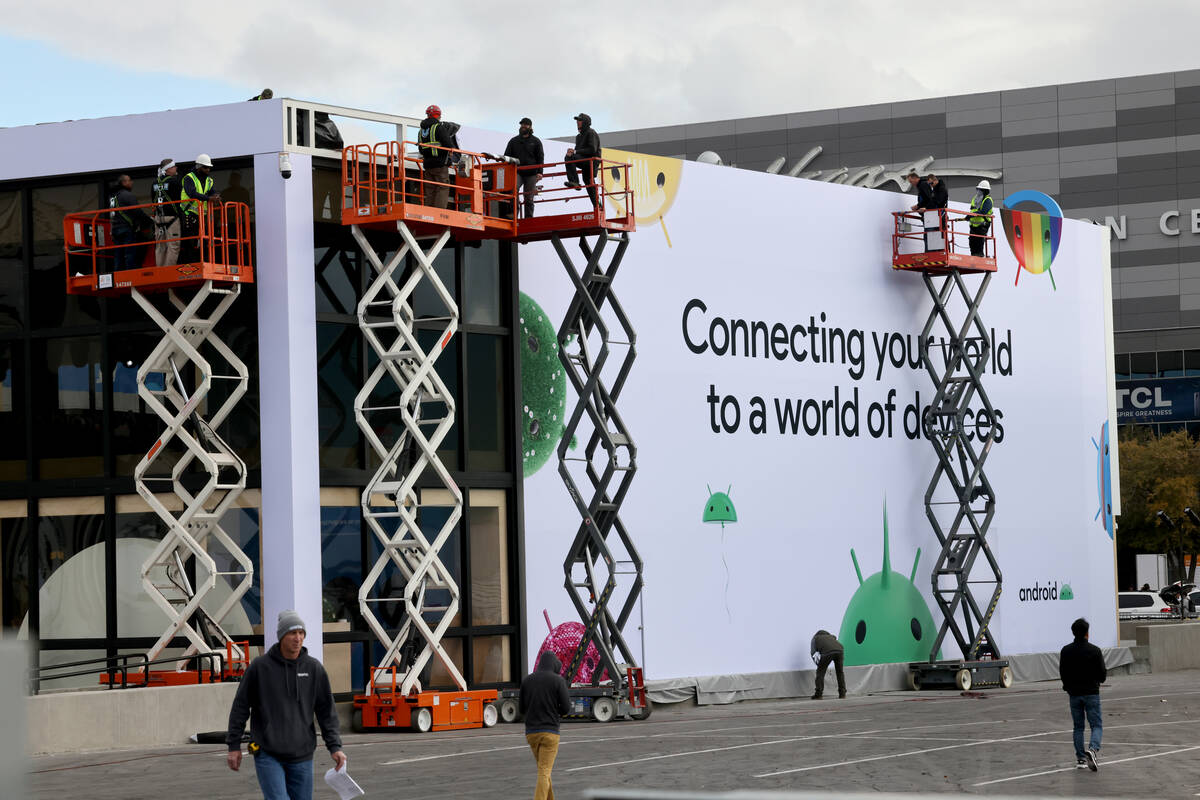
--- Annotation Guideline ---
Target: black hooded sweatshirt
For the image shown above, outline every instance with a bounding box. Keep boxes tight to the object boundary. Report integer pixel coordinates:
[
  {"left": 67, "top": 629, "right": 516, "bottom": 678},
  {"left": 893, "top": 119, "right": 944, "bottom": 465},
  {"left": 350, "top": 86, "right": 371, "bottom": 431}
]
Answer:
[
  {"left": 418, "top": 116, "right": 461, "bottom": 169},
  {"left": 225, "top": 643, "right": 342, "bottom": 761},
  {"left": 519, "top": 651, "right": 571, "bottom": 735},
  {"left": 573, "top": 118, "right": 601, "bottom": 161},
  {"left": 1059, "top": 636, "right": 1107, "bottom": 696},
  {"left": 810, "top": 630, "right": 843, "bottom": 657},
  {"left": 504, "top": 130, "right": 545, "bottom": 176}
]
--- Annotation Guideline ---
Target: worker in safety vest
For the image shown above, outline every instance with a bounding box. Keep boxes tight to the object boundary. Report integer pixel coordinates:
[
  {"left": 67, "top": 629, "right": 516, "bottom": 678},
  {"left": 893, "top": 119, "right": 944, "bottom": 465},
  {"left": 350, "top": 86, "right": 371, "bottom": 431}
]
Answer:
[
  {"left": 109, "top": 174, "right": 152, "bottom": 270},
  {"left": 152, "top": 158, "right": 183, "bottom": 266},
  {"left": 180, "top": 154, "right": 221, "bottom": 264},
  {"left": 965, "top": 179, "right": 994, "bottom": 256},
  {"left": 417, "top": 105, "right": 462, "bottom": 209}
]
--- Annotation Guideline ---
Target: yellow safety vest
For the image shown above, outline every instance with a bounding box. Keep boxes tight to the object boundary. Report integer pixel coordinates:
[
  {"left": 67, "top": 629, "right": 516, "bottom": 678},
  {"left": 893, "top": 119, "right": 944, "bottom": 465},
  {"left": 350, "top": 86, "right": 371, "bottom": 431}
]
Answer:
[
  {"left": 181, "top": 171, "right": 214, "bottom": 217},
  {"left": 420, "top": 123, "right": 440, "bottom": 158},
  {"left": 969, "top": 194, "right": 993, "bottom": 228}
]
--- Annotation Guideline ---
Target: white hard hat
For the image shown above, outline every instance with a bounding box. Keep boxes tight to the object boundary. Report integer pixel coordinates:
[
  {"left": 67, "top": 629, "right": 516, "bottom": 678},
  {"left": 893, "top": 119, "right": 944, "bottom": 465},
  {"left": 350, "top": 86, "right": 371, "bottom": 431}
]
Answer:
[
  {"left": 976, "top": 179, "right": 991, "bottom": 190},
  {"left": 195, "top": 153, "right": 214, "bottom": 168}
]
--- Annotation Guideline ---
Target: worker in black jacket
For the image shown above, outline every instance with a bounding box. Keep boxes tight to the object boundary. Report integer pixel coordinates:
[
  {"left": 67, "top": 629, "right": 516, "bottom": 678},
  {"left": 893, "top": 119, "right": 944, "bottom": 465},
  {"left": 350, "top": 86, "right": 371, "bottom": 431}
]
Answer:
[
  {"left": 504, "top": 117, "right": 545, "bottom": 218},
  {"left": 1059, "top": 617, "right": 1106, "bottom": 771},
  {"left": 565, "top": 112, "right": 602, "bottom": 208},
  {"left": 417, "top": 104, "right": 462, "bottom": 209},
  {"left": 109, "top": 174, "right": 152, "bottom": 270},
  {"left": 520, "top": 651, "right": 571, "bottom": 800},
  {"left": 226, "top": 610, "right": 345, "bottom": 799},
  {"left": 810, "top": 629, "right": 846, "bottom": 699}
]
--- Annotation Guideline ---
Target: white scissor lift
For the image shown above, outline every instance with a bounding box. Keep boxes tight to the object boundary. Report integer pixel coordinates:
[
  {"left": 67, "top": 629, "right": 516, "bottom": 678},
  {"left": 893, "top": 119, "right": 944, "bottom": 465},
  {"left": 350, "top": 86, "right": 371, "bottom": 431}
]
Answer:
[{"left": 62, "top": 198, "right": 256, "bottom": 686}]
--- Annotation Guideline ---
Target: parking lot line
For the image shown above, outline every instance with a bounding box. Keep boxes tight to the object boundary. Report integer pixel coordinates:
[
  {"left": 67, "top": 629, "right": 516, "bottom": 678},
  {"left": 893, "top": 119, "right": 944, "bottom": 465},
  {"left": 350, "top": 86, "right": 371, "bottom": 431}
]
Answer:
[{"left": 972, "top": 744, "right": 1200, "bottom": 786}]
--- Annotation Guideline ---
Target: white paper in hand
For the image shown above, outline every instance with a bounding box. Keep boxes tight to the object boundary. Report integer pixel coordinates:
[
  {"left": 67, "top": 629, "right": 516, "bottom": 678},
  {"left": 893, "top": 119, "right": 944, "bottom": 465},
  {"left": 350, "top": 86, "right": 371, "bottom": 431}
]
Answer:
[{"left": 324, "top": 764, "right": 364, "bottom": 799}]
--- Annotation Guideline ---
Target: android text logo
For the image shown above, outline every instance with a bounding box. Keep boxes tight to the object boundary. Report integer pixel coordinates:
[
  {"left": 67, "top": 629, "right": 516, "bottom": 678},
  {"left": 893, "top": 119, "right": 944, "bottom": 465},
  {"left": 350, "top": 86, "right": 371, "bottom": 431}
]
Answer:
[
  {"left": 1000, "top": 189, "right": 1063, "bottom": 291},
  {"left": 838, "top": 502, "right": 940, "bottom": 666}
]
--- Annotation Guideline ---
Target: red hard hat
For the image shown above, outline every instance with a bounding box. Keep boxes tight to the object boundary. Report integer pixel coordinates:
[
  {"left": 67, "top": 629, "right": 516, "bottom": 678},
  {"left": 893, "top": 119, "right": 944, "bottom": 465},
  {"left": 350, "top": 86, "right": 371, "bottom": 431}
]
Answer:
[{"left": 426, "top": 105, "right": 441, "bottom": 118}]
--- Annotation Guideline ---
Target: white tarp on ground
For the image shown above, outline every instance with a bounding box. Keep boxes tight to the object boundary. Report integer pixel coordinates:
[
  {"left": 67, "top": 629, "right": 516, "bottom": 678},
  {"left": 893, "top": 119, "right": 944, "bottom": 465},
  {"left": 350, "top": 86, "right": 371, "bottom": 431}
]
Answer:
[{"left": 515, "top": 151, "right": 1117, "bottom": 682}]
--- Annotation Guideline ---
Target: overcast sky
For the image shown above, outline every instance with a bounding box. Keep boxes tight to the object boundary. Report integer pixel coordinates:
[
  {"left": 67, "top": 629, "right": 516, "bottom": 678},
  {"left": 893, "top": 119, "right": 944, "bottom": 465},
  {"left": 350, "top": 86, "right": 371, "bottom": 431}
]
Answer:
[{"left": 2, "top": 1, "right": 1199, "bottom": 139}]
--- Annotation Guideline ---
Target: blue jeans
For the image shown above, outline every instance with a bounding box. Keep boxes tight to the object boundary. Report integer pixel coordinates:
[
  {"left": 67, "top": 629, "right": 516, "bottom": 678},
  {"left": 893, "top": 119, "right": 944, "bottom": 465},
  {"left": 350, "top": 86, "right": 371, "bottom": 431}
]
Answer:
[
  {"left": 112, "top": 225, "right": 138, "bottom": 269},
  {"left": 253, "top": 751, "right": 313, "bottom": 800},
  {"left": 1069, "top": 694, "right": 1102, "bottom": 760}
]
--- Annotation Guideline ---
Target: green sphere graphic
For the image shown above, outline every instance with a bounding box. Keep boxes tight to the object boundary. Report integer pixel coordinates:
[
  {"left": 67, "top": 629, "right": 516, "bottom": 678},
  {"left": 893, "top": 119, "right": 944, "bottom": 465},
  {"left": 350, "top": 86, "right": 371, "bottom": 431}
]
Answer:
[
  {"left": 838, "top": 504, "right": 941, "bottom": 666},
  {"left": 520, "top": 292, "right": 567, "bottom": 476}
]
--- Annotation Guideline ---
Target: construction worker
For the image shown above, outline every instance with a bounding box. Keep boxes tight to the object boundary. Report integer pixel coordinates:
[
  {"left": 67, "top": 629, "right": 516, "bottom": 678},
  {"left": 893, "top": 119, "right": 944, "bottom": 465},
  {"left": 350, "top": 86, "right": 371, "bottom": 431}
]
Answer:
[
  {"left": 226, "top": 610, "right": 345, "bottom": 799},
  {"left": 565, "top": 113, "right": 602, "bottom": 208},
  {"left": 965, "top": 179, "right": 994, "bottom": 256},
  {"left": 908, "top": 170, "right": 934, "bottom": 212},
  {"left": 109, "top": 174, "right": 152, "bottom": 270},
  {"left": 417, "top": 104, "right": 462, "bottom": 209},
  {"left": 249, "top": 88, "right": 274, "bottom": 101},
  {"left": 505, "top": 117, "right": 545, "bottom": 218},
  {"left": 810, "top": 629, "right": 847, "bottom": 699},
  {"left": 152, "top": 159, "right": 182, "bottom": 266},
  {"left": 180, "top": 154, "right": 221, "bottom": 264}
]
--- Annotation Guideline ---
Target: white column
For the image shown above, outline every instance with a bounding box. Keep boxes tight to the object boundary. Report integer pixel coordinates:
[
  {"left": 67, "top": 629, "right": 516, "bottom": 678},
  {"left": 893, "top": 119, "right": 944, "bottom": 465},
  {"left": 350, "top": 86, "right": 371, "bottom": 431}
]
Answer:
[{"left": 253, "top": 152, "right": 324, "bottom": 659}]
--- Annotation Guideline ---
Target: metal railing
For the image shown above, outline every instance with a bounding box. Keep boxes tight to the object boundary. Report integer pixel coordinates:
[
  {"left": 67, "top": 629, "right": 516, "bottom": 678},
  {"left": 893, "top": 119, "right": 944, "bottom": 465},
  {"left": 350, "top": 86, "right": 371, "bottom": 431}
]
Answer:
[
  {"left": 893, "top": 209, "right": 996, "bottom": 260},
  {"left": 32, "top": 650, "right": 228, "bottom": 693},
  {"left": 283, "top": 99, "right": 420, "bottom": 157}
]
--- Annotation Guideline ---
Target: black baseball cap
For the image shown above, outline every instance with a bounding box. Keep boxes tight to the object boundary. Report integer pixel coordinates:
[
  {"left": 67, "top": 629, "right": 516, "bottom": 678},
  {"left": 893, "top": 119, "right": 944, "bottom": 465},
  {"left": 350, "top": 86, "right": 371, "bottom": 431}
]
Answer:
[{"left": 520, "top": 117, "right": 532, "bottom": 125}]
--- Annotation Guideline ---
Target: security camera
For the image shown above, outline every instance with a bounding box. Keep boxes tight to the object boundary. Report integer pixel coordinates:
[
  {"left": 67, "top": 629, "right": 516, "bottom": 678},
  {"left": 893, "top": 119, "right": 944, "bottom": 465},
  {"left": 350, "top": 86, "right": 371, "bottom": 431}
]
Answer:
[{"left": 278, "top": 152, "right": 292, "bottom": 180}]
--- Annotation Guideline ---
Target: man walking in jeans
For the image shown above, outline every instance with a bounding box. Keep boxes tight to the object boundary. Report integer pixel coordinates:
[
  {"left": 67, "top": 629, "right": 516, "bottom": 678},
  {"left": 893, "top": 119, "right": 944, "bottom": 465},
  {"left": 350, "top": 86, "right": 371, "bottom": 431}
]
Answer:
[
  {"left": 226, "top": 610, "right": 346, "bottom": 799},
  {"left": 520, "top": 651, "right": 571, "bottom": 799},
  {"left": 1060, "top": 617, "right": 1106, "bottom": 771}
]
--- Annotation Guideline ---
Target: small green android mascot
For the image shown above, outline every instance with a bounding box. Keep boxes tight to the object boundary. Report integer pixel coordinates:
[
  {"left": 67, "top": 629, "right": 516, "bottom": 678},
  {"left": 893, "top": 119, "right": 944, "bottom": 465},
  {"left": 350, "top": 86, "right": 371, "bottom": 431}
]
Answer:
[{"left": 838, "top": 502, "right": 941, "bottom": 666}]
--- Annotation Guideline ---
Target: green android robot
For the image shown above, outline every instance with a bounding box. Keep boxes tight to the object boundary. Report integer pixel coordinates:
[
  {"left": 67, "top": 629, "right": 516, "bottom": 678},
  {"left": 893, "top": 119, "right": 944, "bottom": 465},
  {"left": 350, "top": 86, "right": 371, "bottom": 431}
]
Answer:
[
  {"left": 1060, "top": 583, "right": 1074, "bottom": 600},
  {"left": 838, "top": 503, "right": 941, "bottom": 666},
  {"left": 702, "top": 485, "right": 737, "bottom": 528},
  {"left": 519, "top": 292, "right": 567, "bottom": 476}
]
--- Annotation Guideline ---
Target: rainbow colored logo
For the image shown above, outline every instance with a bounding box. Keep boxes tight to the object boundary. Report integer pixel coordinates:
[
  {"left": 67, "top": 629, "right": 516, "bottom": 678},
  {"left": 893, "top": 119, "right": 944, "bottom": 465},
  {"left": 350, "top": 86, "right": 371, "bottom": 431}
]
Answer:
[{"left": 1000, "top": 190, "right": 1063, "bottom": 290}]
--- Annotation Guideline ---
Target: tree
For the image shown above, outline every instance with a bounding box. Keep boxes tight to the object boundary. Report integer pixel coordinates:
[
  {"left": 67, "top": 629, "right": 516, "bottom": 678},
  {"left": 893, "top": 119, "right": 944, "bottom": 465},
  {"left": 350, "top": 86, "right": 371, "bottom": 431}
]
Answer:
[{"left": 1118, "top": 427, "right": 1200, "bottom": 583}]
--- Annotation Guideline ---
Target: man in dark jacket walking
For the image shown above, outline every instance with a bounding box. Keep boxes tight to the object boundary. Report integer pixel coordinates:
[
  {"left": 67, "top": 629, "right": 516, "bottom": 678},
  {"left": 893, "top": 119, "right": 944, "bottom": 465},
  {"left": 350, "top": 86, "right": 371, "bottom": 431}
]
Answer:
[
  {"left": 505, "top": 117, "right": 545, "bottom": 218},
  {"left": 565, "top": 113, "right": 602, "bottom": 208},
  {"left": 418, "top": 104, "right": 462, "bottom": 210},
  {"left": 520, "top": 651, "right": 571, "bottom": 800},
  {"left": 1060, "top": 617, "right": 1106, "bottom": 771},
  {"left": 810, "top": 629, "right": 846, "bottom": 699},
  {"left": 226, "top": 610, "right": 346, "bottom": 800},
  {"left": 110, "top": 174, "right": 152, "bottom": 270}
]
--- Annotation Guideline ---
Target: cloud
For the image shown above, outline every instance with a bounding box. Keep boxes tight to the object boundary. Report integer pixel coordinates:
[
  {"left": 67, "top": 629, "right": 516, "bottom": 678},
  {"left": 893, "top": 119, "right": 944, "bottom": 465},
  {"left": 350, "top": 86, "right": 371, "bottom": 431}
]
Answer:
[{"left": 4, "top": 0, "right": 1200, "bottom": 138}]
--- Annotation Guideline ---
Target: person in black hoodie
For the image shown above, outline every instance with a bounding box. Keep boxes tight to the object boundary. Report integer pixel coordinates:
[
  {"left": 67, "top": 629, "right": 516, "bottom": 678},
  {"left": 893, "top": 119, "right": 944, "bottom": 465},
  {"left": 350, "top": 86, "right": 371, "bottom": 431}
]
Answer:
[
  {"left": 504, "top": 117, "right": 545, "bottom": 218},
  {"left": 417, "top": 104, "right": 462, "bottom": 210},
  {"left": 226, "top": 610, "right": 345, "bottom": 800},
  {"left": 110, "top": 175, "right": 152, "bottom": 270},
  {"left": 565, "top": 112, "right": 602, "bottom": 208},
  {"left": 520, "top": 651, "right": 571, "bottom": 800},
  {"left": 810, "top": 629, "right": 846, "bottom": 699},
  {"left": 1059, "top": 617, "right": 1106, "bottom": 771}
]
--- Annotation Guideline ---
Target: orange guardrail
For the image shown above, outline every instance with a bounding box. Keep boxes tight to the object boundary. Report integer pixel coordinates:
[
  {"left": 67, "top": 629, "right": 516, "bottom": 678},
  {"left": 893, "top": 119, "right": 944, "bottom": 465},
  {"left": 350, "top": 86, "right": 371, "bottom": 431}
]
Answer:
[
  {"left": 63, "top": 199, "right": 253, "bottom": 295},
  {"left": 892, "top": 209, "right": 997, "bottom": 274}
]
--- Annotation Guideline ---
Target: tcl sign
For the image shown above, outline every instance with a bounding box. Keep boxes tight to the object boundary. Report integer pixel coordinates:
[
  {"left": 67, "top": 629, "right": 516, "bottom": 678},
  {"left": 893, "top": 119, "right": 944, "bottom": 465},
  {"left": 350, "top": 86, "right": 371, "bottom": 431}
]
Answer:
[
  {"left": 1117, "top": 386, "right": 1172, "bottom": 411},
  {"left": 1115, "top": 380, "right": 1195, "bottom": 423}
]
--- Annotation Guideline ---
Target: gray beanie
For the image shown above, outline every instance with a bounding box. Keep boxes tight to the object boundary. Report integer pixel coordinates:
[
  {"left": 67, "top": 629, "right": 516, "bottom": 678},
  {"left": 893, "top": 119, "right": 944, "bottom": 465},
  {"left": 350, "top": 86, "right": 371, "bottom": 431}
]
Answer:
[{"left": 277, "top": 609, "right": 306, "bottom": 640}]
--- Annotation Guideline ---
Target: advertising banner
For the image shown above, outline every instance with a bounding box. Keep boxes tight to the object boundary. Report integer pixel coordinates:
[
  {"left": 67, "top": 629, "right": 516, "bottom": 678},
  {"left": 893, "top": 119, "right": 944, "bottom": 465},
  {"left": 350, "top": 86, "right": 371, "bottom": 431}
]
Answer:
[
  {"left": 1116, "top": 378, "right": 1200, "bottom": 424},
  {"left": 515, "top": 152, "right": 1117, "bottom": 680}
]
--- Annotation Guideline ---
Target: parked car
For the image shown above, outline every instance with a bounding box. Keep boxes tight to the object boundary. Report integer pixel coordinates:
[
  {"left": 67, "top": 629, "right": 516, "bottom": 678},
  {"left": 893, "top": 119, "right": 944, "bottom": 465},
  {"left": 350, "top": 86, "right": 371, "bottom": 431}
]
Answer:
[{"left": 1118, "top": 591, "right": 1175, "bottom": 619}]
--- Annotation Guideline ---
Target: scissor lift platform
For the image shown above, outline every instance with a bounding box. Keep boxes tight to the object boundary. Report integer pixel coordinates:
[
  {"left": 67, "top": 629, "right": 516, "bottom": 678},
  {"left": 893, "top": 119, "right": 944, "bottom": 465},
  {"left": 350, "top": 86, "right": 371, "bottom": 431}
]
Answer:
[{"left": 891, "top": 210, "right": 996, "bottom": 275}]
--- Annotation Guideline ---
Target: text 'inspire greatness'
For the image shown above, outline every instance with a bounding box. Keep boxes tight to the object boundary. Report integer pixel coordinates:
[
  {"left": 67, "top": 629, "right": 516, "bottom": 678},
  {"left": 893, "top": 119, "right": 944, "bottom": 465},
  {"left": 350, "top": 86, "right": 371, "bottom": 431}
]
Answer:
[{"left": 681, "top": 298, "right": 1013, "bottom": 440}]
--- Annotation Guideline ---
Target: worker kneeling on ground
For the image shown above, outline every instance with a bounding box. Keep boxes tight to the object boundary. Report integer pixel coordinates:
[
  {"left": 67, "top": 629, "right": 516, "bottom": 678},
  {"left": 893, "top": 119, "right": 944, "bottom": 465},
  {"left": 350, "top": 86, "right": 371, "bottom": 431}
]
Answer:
[
  {"left": 810, "top": 629, "right": 847, "bottom": 700},
  {"left": 226, "top": 610, "right": 345, "bottom": 800},
  {"left": 520, "top": 651, "right": 571, "bottom": 800}
]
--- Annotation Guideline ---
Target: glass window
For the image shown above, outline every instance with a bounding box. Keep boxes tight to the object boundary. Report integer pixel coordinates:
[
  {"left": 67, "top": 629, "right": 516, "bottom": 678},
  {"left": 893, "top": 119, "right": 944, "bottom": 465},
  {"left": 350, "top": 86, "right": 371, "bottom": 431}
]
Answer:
[
  {"left": 415, "top": 331, "right": 460, "bottom": 470},
  {"left": 467, "top": 335, "right": 508, "bottom": 471},
  {"left": 472, "top": 635, "right": 511, "bottom": 684},
  {"left": 363, "top": 497, "right": 462, "bottom": 630},
  {"left": 0, "top": 190, "right": 24, "bottom": 332},
  {"left": 427, "top": 637, "right": 464, "bottom": 690},
  {"left": 1186, "top": 349, "right": 1200, "bottom": 377},
  {"left": 469, "top": 496, "right": 509, "bottom": 626},
  {"left": 32, "top": 183, "right": 102, "bottom": 329},
  {"left": 1, "top": 517, "right": 31, "bottom": 635},
  {"left": 109, "top": 331, "right": 162, "bottom": 476},
  {"left": 1129, "top": 352, "right": 1156, "bottom": 379},
  {"left": 321, "top": 506, "right": 362, "bottom": 626},
  {"left": 315, "top": 242, "right": 360, "bottom": 315},
  {"left": 463, "top": 241, "right": 501, "bottom": 326},
  {"left": 36, "top": 503, "right": 105, "bottom": 639},
  {"left": 313, "top": 168, "right": 343, "bottom": 224},
  {"left": 33, "top": 336, "right": 104, "bottom": 479},
  {"left": 1158, "top": 350, "right": 1183, "bottom": 378},
  {"left": 317, "top": 324, "right": 361, "bottom": 469},
  {"left": 1113, "top": 352, "right": 1130, "bottom": 380},
  {"left": 0, "top": 343, "right": 24, "bottom": 481}
]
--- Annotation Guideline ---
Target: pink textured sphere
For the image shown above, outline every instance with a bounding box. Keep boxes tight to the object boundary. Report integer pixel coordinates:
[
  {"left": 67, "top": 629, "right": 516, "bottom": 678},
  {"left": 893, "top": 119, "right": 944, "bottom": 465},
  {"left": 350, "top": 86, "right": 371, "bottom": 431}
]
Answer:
[{"left": 537, "top": 621, "right": 610, "bottom": 684}]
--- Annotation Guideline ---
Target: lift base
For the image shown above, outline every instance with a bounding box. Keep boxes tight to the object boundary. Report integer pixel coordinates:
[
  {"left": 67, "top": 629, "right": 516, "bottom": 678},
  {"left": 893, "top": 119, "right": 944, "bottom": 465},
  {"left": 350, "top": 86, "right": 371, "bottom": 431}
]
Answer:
[
  {"left": 352, "top": 689, "right": 499, "bottom": 732},
  {"left": 496, "top": 668, "right": 651, "bottom": 724},
  {"left": 908, "top": 659, "right": 1012, "bottom": 692}
]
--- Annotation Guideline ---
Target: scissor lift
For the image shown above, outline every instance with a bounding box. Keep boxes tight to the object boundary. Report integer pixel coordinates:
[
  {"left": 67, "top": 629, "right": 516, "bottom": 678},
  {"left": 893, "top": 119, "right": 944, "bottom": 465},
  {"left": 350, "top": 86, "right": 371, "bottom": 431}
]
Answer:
[
  {"left": 342, "top": 140, "right": 646, "bottom": 729},
  {"left": 63, "top": 199, "right": 255, "bottom": 685},
  {"left": 891, "top": 210, "right": 1013, "bottom": 692}
]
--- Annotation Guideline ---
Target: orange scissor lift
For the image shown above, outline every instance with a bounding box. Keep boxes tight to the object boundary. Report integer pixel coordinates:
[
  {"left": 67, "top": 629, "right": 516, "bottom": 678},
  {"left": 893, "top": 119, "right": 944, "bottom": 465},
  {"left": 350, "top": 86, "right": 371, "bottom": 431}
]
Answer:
[
  {"left": 891, "top": 209, "right": 1012, "bottom": 692},
  {"left": 64, "top": 200, "right": 256, "bottom": 686},
  {"left": 342, "top": 141, "right": 643, "bottom": 731}
]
